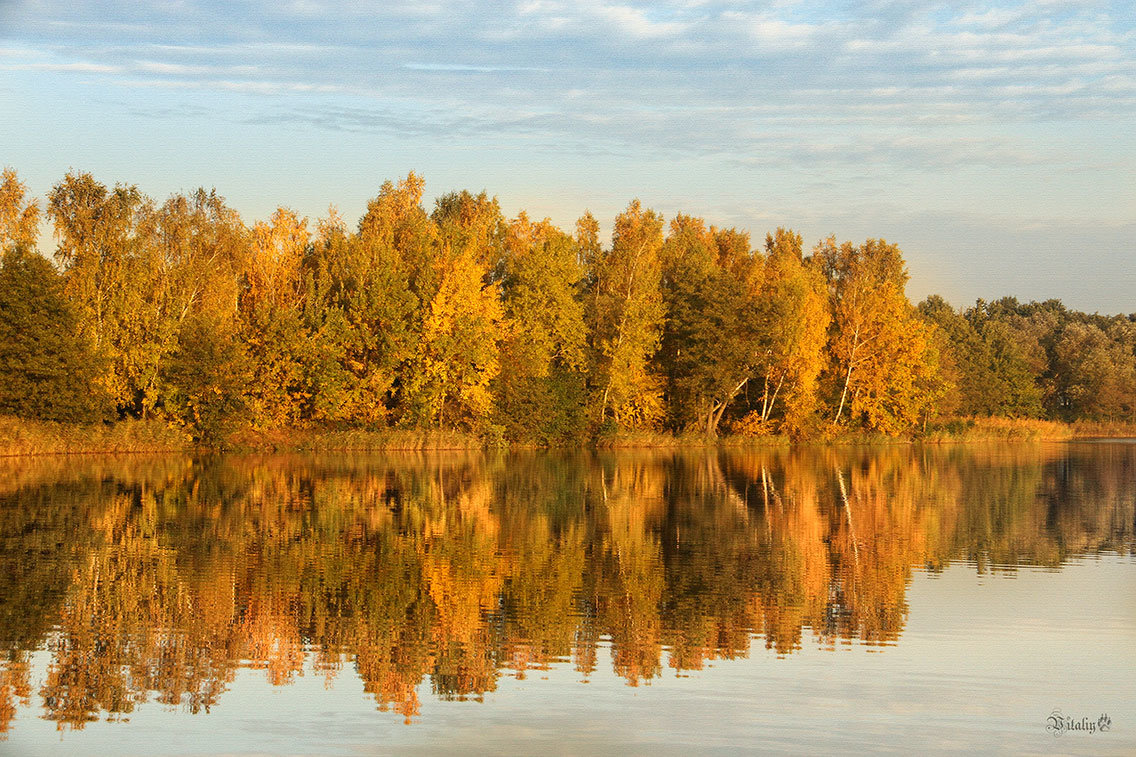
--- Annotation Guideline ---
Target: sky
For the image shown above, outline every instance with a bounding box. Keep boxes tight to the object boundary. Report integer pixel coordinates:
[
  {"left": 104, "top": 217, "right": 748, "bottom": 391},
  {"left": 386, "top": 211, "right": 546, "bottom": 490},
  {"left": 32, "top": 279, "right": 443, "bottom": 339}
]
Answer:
[{"left": 1, "top": 0, "right": 1133, "bottom": 313}]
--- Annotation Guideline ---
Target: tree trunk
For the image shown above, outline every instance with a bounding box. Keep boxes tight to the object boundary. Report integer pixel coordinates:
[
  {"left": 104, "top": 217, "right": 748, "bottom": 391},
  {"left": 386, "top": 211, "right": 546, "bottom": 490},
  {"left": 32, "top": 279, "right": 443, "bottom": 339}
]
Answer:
[
  {"left": 760, "top": 367, "right": 770, "bottom": 420},
  {"left": 708, "top": 377, "right": 749, "bottom": 436},
  {"left": 836, "top": 467, "right": 860, "bottom": 568},
  {"left": 834, "top": 354, "right": 855, "bottom": 424},
  {"left": 706, "top": 404, "right": 719, "bottom": 437},
  {"left": 763, "top": 371, "right": 786, "bottom": 422}
]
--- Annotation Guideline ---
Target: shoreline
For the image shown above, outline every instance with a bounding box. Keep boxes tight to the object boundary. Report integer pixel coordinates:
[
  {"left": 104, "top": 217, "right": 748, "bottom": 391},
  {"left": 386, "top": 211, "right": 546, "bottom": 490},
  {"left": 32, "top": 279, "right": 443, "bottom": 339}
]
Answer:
[{"left": 3, "top": 415, "right": 1136, "bottom": 458}]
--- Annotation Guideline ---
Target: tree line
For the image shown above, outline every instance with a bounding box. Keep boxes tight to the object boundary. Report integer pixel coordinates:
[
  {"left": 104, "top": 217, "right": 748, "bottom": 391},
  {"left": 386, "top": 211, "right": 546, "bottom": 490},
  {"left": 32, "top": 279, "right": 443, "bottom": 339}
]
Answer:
[{"left": 1, "top": 167, "right": 1133, "bottom": 443}]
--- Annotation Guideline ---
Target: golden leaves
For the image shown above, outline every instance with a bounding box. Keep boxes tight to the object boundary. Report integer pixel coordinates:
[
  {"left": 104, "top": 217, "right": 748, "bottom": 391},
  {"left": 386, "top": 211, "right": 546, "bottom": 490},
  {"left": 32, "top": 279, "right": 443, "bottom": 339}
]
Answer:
[{"left": 0, "top": 168, "right": 40, "bottom": 253}]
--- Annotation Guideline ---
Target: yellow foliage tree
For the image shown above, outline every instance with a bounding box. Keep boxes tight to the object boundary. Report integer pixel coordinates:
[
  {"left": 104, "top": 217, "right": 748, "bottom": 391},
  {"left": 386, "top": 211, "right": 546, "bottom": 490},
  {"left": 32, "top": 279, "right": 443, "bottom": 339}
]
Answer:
[
  {"left": 0, "top": 168, "right": 40, "bottom": 253},
  {"left": 408, "top": 248, "right": 504, "bottom": 427},
  {"left": 752, "top": 228, "right": 831, "bottom": 434},
  {"left": 819, "top": 237, "right": 941, "bottom": 433},
  {"left": 588, "top": 200, "right": 666, "bottom": 428}
]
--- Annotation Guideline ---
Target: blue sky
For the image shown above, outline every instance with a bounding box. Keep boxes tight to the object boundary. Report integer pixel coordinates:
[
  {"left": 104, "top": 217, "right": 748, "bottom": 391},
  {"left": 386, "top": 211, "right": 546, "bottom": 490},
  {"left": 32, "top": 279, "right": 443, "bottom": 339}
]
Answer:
[{"left": 1, "top": 0, "right": 1133, "bottom": 312}]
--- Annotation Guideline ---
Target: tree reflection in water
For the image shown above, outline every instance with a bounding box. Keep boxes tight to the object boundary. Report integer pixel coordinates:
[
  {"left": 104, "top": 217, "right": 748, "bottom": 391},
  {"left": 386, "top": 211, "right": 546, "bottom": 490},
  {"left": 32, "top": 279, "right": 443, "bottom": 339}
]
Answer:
[{"left": 0, "top": 444, "right": 1132, "bottom": 733}]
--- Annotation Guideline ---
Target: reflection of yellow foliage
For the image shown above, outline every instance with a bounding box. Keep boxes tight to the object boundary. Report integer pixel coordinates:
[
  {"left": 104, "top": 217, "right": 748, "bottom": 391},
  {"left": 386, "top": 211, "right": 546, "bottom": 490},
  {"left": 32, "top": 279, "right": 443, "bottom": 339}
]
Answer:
[
  {"left": 0, "top": 445, "right": 1131, "bottom": 732},
  {"left": 239, "top": 606, "right": 305, "bottom": 687},
  {"left": 0, "top": 655, "right": 31, "bottom": 736},
  {"left": 421, "top": 490, "right": 503, "bottom": 648}
]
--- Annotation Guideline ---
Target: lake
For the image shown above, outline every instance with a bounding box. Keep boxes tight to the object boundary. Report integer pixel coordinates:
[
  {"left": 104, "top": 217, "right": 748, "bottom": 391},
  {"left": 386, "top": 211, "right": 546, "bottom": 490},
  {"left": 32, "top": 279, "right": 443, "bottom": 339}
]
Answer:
[{"left": 1, "top": 443, "right": 1133, "bottom": 755}]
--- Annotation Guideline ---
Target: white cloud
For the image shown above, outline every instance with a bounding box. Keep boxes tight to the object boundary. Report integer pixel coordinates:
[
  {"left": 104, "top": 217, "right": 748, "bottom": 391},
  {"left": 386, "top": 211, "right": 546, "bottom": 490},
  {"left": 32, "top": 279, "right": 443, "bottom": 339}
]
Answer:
[
  {"left": 956, "top": 7, "right": 1025, "bottom": 29},
  {"left": 3, "top": 0, "right": 1133, "bottom": 227},
  {"left": 403, "top": 62, "right": 549, "bottom": 72},
  {"left": 3, "top": 61, "right": 122, "bottom": 73},
  {"left": 590, "top": 4, "right": 689, "bottom": 39}
]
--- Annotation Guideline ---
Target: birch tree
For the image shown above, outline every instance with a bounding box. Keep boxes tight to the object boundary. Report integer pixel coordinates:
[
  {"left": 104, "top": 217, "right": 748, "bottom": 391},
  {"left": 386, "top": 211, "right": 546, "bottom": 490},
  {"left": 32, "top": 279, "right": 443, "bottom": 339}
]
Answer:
[
  {"left": 586, "top": 201, "right": 665, "bottom": 428},
  {"left": 48, "top": 171, "right": 160, "bottom": 415},
  {"left": 820, "top": 237, "right": 939, "bottom": 433},
  {"left": 752, "top": 228, "right": 830, "bottom": 433}
]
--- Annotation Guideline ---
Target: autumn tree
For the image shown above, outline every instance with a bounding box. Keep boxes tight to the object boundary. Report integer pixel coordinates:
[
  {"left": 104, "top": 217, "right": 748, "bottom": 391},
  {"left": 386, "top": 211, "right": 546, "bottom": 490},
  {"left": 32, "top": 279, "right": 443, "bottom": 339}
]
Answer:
[
  {"left": 587, "top": 200, "right": 666, "bottom": 429},
  {"left": 151, "top": 188, "right": 246, "bottom": 326},
  {"left": 0, "top": 168, "right": 40, "bottom": 254},
  {"left": 239, "top": 207, "right": 310, "bottom": 427},
  {"left": 659, "top": 215, "right": 759, "bottom": 435},
  {"left": 818, "top": 238, "right": 941, "bottom": 433},
  {"left": 748, "top": 228, "right": 830, "bottom": 434},
  {"left": 494, "top": 213, "right": 589, "bottom": 443},
  {"left": 402, "top": 190, "right": 507, "bottom": 428},
  {"left": 48, "top": 171, "right": 166, "bottom": 416},
  {"left": 431, "top": 189, "right": 507, "bottom": 278},
  {"left": 12, "top": 164, "right": 1135, "bottom": 439},
  {"left": 141, "top": 188, "right": 249, "bottom": 422}
]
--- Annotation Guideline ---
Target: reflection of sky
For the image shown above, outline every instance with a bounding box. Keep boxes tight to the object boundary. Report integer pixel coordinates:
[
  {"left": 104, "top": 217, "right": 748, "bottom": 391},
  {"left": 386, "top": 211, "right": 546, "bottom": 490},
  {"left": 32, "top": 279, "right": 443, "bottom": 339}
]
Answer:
[
  {"left": 7, "top": 558, "right": 1135, "bottom": 755},
  {"left": 1, "top": 1, "right": 1134, "bottom": 312}
]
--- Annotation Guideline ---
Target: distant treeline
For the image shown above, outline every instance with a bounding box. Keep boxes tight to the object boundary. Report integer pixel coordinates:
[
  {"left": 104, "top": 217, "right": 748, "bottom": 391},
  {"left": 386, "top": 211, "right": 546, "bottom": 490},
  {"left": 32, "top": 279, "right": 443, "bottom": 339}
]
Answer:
[{"left": 1, "top": 168, "right": 1133, "bottom": 445}]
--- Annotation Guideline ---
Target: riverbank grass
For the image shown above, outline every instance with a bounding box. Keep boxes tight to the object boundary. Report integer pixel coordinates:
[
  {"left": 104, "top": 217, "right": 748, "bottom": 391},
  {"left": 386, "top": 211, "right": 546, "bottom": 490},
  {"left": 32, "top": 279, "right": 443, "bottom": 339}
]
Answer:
[
  {"left": 4, "top": 414, "right": 1136, "bottom": 457},
  {"left": 0, "top": 415, "right": 192, "bottom": 457}
]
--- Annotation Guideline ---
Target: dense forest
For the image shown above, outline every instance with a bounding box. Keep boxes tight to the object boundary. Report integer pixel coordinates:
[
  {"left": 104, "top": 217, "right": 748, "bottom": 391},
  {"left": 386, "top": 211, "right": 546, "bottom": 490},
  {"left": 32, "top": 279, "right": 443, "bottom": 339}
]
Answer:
[{"left": 1, "top": 167, "right": 1133, "bottom": 445}]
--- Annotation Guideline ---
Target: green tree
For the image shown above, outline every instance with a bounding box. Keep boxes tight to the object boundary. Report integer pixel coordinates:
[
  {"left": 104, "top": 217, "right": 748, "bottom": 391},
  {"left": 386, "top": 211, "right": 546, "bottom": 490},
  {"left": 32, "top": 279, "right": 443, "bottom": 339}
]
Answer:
[
  {"left": 302, "top": 206, "right": 408, "bottom": 426},
  {"left": 664, "top": 264, "right": 757, "bottom": 434},
  {"left": 962, "top": 300, "right": 1044, "bottom": 417},
  {"left": 659, "top": 215, "right": 758, "bottom": 435},
  {"left": 348, "top": 174, "right": 435, "bottom": 423},
  {"left": 0, "top": 247, "right": 106, "bottom": 422},
  {"left": 1051, "top": 321, "right": 1136, "bottom": 421}
]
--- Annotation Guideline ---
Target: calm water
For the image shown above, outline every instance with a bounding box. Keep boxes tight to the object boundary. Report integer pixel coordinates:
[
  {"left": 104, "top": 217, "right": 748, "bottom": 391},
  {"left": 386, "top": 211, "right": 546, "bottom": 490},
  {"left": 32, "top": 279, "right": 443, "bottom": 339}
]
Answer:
[{"left": 0, "top": 443, "right": 1133, "bottom": 755}]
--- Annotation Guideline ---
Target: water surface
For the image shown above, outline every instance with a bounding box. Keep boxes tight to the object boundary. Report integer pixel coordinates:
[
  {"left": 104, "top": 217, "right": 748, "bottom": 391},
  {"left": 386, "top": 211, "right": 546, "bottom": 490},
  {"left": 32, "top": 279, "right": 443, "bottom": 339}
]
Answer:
[{"left": 1, "top": 443, "right": 1133, "bottom": 754}]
